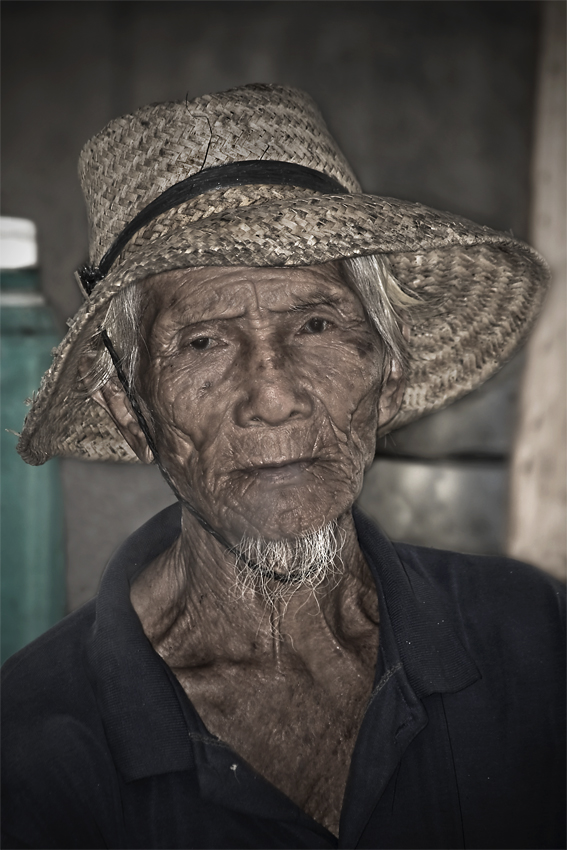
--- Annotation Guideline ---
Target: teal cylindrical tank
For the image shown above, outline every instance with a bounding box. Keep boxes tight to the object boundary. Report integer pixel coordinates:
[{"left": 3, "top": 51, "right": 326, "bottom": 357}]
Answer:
[{"left": 1, "top": 217, "right": 66, "bottom": 664}]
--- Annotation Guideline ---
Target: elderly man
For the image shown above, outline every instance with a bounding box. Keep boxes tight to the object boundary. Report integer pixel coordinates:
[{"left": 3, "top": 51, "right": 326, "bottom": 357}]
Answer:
[{"left": 2, "top": 85, "right": 565, "bottom": 849}]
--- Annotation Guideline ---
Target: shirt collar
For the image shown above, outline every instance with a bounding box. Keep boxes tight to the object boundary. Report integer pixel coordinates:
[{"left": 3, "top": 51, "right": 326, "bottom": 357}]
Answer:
[
  {"left": 85, "top": 502, "right": 479, "bottom": 782},
  {"left": 353, "top": 507, "right": 480, "bottom": 698}
]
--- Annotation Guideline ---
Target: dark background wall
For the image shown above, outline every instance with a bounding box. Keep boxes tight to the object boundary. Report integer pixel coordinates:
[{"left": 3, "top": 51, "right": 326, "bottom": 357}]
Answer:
[{"left": 2, "top": 1, "right": 541, "bottom": 609}]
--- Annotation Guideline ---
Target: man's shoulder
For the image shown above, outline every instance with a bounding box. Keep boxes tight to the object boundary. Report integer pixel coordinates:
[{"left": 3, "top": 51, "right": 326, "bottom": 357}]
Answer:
[
  {"left": 1, "top": 603, "right": 124, "bottom": 850},
  {"left": 1, "top": 602, "right": 105, "bottom": 800},
  {"left": 392, "top": 541, "right": 565, "bottom": 655},
  {"left": 2, "top": 600, "right": 97, "bottom": 715},
  {"left": 392, "top": 540, "right": 565, "bottom": 604}
]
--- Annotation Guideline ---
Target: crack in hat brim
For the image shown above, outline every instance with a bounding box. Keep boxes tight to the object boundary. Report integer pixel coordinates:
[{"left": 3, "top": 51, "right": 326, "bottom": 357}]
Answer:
[{"left": 16, "top": 191, "right": 549, "bottom": 465}]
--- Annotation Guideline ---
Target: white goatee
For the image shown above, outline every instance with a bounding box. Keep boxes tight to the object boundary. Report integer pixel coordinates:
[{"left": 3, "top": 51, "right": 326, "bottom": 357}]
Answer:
[{"left": 232, "top": 521, "right": 345, "bottom": 603}]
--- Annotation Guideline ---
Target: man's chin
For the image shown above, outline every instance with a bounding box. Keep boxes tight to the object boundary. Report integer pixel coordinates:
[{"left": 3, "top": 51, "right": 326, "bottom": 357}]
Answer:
[{"left": 232, "top": 520, "right": 346, "bottom": 600}]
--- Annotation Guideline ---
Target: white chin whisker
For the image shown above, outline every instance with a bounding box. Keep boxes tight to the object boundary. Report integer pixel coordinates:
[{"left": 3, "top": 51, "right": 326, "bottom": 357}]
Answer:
[{"left": 231, "top": 521, "right": 345, "bottom": 603}]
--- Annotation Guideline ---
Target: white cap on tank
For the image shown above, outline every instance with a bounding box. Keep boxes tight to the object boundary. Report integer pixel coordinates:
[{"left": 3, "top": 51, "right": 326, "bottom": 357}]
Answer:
[{"left": 0, "top": 217, "right": 38, "bottom": 269}]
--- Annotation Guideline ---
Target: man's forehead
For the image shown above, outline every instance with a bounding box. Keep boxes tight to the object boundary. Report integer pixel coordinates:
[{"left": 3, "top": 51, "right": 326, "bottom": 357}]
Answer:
[{"left": 144, "top": 263, "right": 352, "bottom": 321}]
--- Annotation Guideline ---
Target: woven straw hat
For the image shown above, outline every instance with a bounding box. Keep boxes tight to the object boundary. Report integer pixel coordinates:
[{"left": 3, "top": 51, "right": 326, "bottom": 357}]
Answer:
[{"left": 18, "top": 83, "right": 548, "bottom": 465}]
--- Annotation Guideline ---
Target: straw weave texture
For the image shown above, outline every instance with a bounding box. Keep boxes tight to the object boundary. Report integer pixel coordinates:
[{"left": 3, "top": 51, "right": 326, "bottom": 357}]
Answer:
[{"left": 17, "top": 84, "right": 549, "bottom": 465}]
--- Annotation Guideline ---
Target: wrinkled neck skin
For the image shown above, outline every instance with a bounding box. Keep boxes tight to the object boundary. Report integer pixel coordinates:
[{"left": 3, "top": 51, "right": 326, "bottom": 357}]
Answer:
[{"left": 130, "top": 503, "right": 379, "bottom": 671}]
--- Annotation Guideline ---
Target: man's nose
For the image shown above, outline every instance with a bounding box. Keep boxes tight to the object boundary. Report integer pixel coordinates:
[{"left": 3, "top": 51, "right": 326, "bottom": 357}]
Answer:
[{"left": 235, "top": 343, "right": 313, "bottom": 427}]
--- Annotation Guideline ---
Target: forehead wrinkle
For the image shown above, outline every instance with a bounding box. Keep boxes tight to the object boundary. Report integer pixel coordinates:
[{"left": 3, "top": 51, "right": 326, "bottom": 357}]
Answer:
[
  {"left": 148, "top": 263, "right": 356, "bottom": 328},
  {"left": 258, "top": 280, "right": 353, "bottom": 312},
  {"left": 156, "top": 283, "right": 257, "bottom": 327}
]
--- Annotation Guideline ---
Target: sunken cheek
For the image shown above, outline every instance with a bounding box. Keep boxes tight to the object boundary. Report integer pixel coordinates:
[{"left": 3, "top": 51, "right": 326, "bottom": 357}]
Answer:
[{"left": 147, "top": 361, "right": 217, "bottom": 454}]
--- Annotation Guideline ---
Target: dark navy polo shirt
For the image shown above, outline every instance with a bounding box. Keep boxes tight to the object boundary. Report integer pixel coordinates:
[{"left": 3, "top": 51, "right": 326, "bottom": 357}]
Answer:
[{"left": 2, "top": 504, "right": 565, "bottom": 849}]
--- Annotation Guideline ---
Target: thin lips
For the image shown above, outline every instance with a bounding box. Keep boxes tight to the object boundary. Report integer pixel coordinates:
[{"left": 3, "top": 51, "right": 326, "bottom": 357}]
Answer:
[{"left": 240, "top": 457, "right": 315, "bottom": 472}]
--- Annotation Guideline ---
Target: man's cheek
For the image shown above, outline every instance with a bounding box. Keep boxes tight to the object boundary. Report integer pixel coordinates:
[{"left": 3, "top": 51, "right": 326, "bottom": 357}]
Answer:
[
  {"left": 150, "top": 374, "right": 209, "bottom": 447},
  {"left": 323, "top": 379, "right": 381, "bottom": 440}
]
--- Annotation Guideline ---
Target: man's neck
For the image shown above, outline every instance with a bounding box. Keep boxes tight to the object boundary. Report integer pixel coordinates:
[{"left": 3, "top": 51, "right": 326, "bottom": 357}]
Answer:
[{"left": 130, "top": 506, "right": 379, "bottom": 670}]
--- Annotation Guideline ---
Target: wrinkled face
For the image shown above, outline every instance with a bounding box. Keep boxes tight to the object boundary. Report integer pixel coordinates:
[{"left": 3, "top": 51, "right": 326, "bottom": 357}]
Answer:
[{"left": 136, "top": 263, "right": 386, "bottom": 542}]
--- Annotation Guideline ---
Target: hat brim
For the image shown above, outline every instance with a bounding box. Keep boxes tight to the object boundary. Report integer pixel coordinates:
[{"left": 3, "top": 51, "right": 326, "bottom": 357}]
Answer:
[{"left": 17, "top": 192, "right": 549, "bottom": 465}]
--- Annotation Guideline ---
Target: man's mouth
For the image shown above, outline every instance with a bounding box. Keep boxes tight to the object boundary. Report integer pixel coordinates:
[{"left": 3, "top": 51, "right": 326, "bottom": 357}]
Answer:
[{"left": 239, "top": 458, "right": 316, "bottom": 483}]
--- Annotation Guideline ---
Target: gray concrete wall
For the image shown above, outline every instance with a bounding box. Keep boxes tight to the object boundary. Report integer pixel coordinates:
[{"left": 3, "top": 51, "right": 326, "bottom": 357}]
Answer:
[{"left": 2, "top": 1, "right": 543, "bottom": 610}]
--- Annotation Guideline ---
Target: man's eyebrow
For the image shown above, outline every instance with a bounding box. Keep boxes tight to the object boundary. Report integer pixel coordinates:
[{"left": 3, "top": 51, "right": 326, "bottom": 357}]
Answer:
[
  {"left": 279, "top": 295, "right": 344, "bottom": 313},
  {"left": 172, "top": 310, "right": 246, "bottom": 327}
]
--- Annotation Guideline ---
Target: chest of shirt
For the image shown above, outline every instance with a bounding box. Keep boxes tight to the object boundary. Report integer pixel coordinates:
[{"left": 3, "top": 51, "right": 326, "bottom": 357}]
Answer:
[{"left": 111, "top": 680, "right": 563, "bottom": 849}]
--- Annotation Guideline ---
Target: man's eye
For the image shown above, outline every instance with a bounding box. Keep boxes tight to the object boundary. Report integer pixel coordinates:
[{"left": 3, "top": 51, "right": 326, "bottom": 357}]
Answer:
[
  {"left": 189, "top": 337, "right": 212, "bottom": 350},
  {"left": 302, "top": 317, "right": 330, "bottom": 334}
]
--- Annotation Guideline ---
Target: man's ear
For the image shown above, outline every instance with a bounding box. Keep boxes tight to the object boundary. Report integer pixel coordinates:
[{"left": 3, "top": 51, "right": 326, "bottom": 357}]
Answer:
[
  {"left": 78, "top": 358, "right": 154, "bottom": 464},
  {"left": 377, "top": 323, "right": 409, "bottom": 430},
  {"left": 377, "top": 355, "right": 405, "bottom": 431}
]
